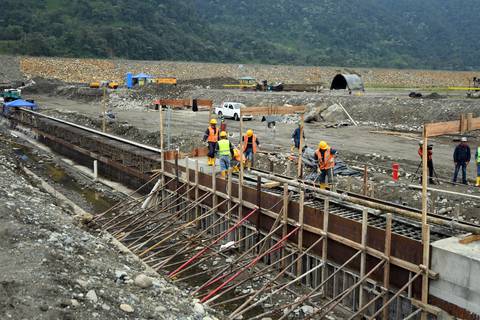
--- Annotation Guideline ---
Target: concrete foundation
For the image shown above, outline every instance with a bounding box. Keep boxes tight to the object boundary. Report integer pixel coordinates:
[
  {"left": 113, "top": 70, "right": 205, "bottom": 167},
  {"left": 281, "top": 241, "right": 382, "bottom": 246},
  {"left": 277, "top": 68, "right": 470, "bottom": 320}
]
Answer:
[{"left": 430, "top": 236, "right": 480, "bottom": 319}]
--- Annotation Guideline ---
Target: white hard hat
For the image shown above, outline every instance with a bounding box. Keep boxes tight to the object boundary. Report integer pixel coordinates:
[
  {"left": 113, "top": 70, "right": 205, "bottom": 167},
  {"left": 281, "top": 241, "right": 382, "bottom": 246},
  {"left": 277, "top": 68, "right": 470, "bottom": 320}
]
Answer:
[
  {"left": 418, "top": 140, "right": 423, "bottom": 145},
  {"left": 461, "top": 137, "right": 467, "bottom": 142}
]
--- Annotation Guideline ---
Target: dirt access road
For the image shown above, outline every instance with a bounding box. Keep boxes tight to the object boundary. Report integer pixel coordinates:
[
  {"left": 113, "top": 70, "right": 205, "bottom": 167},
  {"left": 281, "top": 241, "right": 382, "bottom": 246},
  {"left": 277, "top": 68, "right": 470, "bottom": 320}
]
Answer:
[{"left": 32, "top": 94, "right": 478, "bottom": 182}]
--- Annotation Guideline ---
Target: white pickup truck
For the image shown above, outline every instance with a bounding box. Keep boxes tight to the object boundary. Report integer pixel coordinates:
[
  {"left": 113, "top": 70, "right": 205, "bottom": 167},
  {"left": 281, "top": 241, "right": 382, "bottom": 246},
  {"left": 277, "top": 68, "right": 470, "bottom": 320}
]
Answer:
[{"left": 214, "top": 102, "right": 253, "bottom": 121}]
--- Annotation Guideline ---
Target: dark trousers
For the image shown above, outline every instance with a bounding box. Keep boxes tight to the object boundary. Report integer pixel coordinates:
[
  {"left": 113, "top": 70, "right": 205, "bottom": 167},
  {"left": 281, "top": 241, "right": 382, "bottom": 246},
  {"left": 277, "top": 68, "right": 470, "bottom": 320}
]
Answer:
[
  {"left": 420, "top": 160, "right": 435, "bottom": 183},
  {"left": 453, "top": 162, "right": 467, "bottom": 184},
  {"left": 207, "top": 142, "right": 216, "bottom": 158},
  {"left": 319, "top": 168, "right": 334, "bottom": 184}
]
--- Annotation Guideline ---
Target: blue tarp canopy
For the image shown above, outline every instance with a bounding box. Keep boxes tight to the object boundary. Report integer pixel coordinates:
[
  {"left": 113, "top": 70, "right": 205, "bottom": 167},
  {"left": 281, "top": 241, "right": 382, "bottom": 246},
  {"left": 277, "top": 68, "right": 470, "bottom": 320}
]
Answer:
[
  {"left": 5, "top": 99, "right": 38, "bottom": 109},
  {"left": 133, "top": 73, "right": 152, "bottom": 79}
]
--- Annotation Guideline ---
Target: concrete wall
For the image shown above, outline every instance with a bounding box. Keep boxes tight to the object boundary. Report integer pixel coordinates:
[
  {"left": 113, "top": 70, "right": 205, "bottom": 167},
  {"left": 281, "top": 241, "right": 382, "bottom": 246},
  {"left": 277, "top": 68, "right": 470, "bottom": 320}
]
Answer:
[{"left": 430, "top": 237, "right": 480, "bottom": 318}]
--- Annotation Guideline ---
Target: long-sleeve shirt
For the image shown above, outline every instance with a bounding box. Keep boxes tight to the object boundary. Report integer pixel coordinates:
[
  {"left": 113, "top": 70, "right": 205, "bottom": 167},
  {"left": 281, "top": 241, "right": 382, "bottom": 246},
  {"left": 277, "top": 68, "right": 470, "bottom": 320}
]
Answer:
[
  {"left": 291, "top": 127, "right": 305, "bottom": 147},
  {"left": 314, "top": 148, "right": 337, "bottom": 161},
  {"left": 453, "top": 144, "right": 471, "bottom": 163}
]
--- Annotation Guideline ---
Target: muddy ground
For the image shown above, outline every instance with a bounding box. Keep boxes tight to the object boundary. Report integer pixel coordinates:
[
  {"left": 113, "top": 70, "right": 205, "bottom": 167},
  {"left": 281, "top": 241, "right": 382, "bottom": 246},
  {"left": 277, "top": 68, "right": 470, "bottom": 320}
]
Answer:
[{"left": 24, "top": 86, "right": 480, "bottom": 226}]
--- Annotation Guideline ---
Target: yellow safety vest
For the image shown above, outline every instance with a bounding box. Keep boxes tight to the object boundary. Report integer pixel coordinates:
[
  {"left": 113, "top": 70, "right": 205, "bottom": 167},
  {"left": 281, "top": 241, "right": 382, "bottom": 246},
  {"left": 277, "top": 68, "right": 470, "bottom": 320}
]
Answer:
[{"left": 218, "top": 139, "right": 231, "bottom": 157}]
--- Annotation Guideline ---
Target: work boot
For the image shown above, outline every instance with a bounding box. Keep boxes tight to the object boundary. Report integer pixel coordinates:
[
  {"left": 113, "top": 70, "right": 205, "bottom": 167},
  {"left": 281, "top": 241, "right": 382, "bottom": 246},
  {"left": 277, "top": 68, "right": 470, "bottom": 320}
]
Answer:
[
  {"left": 319, "top": 183, "right": 327, "bottom": 190},
  {"left": 476, "top": 177, "right": 480, "bottom": 187},
  {"left": 221, "top": 170, "right": 226, "bottom": 179},
  {"left": 429, "top": 179, "right": 436, "bottom": 185}
]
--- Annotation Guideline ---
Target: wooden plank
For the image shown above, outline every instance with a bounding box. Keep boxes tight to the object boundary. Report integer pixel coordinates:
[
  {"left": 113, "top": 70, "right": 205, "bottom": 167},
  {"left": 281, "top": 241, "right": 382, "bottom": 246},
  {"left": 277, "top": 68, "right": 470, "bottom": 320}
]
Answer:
[
  {"left": 261, "top": 181, "right": 281, "bottom": 189},
  {"left": 421, "top": 224, "right": 431, "bottom": 320},
  {"left": 425, "top": 115, "right": 480, "bottom": 137},
  {"left": 243, "top": 105, "right": 306, "bottom": 116},
  {"left": 459, "top": 234, "right": 480, "bottom": 244},
  {"left": 411, "top": 299, "right": 442, "bottom": 316}
]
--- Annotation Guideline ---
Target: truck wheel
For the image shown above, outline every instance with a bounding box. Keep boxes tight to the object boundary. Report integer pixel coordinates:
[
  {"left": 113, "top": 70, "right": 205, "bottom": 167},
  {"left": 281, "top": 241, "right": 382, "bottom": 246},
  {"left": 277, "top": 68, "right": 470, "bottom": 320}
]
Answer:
[{"left": 234, "top": 113, "right": 239, "bottom": 121}]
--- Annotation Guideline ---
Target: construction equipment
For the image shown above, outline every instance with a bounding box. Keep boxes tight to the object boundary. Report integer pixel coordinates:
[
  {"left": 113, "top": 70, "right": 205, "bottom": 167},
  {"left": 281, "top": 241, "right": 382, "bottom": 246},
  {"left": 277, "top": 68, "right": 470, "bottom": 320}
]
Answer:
[
  {"left": 0, "top": 89, "right": 21, "bottom": 103},
  {"left": 89, "top": 81, "right": 119, "bottom": 89},
  {"left": 448, "top": 77, "right": 480, "bottom": 97}
]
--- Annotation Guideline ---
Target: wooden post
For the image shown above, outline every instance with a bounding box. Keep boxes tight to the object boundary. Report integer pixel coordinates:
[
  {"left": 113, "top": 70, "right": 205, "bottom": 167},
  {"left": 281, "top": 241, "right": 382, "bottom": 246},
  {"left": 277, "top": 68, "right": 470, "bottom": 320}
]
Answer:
[
  {"left": 195, "top": 159, "right": 200, "bottom": 226},
  {"left": 363, "top": 165, "right": 368, "bottom": 196},
  {"left": 227, "top": 169, "right": 233, "bottom": 240},
  {"left": 185, "top": 157, "right": 190, "bottom": 219},
  {"left": 383, "top": 213, "right": 392, "bottom": 320},
  {"left": 321, "top": 197, "right": 329, "bottom": 297},
  {"left": 102, "top": 87, "right": 107, "bottom": 133},
  {"left": 93, "top": 160, "right": 98, "bottom": 181},
  {"left": 460, "top": 113, "right": 466, "bottom": 133},
  {"left": 239, "top": 115, "right": 244, "bottom": 218},
  {"left": 296, "top": 190, "right": 304, "bottom": 276},
  {"left": 359, "top": 209, "right": 368, "bottom": 309},
  {"left": 286, "top": 161, "right": 291, "bottom": 177},
  {"left": 421, "top": 126, "right": 430, "bottom": 320},
  {"left": 467, "top": 113, "right": 473, "bottom": 131},
  {"left": 297, "top": 114, "right": 304, "bottom": 178},
  {"left": 256, "top": 176, "right": 262, "bottom": 245},
  {"left": 160, "top": 106, "right": 165, "bottom": 203},
  {"left": 281, "top": 183, "right": 289, "bottom": 270}
]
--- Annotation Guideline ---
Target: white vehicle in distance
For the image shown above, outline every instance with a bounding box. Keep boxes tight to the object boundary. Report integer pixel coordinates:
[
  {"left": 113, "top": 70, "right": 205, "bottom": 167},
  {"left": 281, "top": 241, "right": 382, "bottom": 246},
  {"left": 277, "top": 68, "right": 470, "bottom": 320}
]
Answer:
[{"left": 215, "top": 102, "right": 253, "bottom": 121}]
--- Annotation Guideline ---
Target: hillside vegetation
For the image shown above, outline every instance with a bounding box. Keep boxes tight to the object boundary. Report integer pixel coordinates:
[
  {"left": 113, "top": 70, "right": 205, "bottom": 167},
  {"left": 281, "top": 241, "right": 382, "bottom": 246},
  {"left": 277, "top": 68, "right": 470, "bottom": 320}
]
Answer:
[{"left": 1, "top": 0, "right": 479, "bottom": 70}]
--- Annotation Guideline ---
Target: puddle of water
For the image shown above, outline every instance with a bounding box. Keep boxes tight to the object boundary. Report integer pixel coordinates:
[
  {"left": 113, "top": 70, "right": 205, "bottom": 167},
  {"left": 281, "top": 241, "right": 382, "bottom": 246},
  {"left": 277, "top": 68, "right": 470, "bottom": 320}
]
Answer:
[{"left": 14, "top": 145, "right": 116, "bottom": 214}]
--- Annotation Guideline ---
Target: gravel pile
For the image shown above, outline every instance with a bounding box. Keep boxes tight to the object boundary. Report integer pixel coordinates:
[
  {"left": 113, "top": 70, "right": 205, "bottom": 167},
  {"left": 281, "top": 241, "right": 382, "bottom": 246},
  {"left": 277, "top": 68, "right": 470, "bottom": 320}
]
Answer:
[
  {"left": 0, "top": 55, "right": 25, "bottom": 87},
  {"left": 0, "top": 128, "right": 222, "bottom": 320},
  {"left": 20, "top": 56, "right": 479, "bottom": 88}
]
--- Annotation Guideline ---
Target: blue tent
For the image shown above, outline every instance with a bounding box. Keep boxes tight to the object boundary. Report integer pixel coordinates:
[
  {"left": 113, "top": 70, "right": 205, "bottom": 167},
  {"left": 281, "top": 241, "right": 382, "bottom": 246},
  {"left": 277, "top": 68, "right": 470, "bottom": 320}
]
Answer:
[
  {"left": 5, "top": 99, "right": 38, "bottom": 110},
  {"left": 133, "top": 73, "right": 152, "bottom": 79}
]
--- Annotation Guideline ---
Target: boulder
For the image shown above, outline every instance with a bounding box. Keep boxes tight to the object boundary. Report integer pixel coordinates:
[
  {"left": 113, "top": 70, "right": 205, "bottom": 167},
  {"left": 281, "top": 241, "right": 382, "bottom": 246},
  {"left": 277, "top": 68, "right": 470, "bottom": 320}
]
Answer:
[{"left": 320, "top": 103, "right": 347, "bottom": 122}]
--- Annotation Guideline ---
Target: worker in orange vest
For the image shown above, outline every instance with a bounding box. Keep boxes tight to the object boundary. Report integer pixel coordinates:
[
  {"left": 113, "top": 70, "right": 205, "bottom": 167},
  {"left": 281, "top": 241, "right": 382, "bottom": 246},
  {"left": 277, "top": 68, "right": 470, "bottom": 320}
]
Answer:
[
  {"left": 314, "top": 140, "right": 336, "bottom": 189},
  {"left": 231, "top": 148, "right": 244, "bottom": 173},
  {"left": 203, "top": 118, "right": 219, "bottom": 166},
  {"left": 242, "top": 129, "right": 260, "bottom": 170}
]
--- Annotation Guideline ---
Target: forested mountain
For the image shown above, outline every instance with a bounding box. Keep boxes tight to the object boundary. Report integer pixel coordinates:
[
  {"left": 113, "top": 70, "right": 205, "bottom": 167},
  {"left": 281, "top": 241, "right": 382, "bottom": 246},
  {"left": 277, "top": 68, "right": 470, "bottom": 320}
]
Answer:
[{"left": 1, "top": 0, "right": 479, "bottom": 70}]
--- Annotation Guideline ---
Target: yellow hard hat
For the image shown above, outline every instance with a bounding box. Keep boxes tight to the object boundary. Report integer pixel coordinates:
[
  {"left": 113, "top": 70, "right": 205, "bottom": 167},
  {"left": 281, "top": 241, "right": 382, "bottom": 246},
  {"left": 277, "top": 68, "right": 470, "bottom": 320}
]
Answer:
[
  {"left": 210, "top": 118, "right": 217, "bottom": 125},
  {"left": 220, "top": 131, "right": 227, "bottom": 138},
  {"left": 246, "top": 129, "right": 253, "bottom": 137},
  {"left": 318, "top": 141, "right": 328, "bottom": 150}
]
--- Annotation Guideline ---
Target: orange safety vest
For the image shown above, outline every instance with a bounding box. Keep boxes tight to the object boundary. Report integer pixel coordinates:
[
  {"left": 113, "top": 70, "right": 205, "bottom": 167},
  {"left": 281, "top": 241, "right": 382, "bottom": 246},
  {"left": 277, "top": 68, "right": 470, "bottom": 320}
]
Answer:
[
  {"left": 207, "top": 126, "right": 219, "bottom": 143},
  {"left": 315, "top": 148, "right": 335, "bottom": 170},
  {"left": 418, "top": 147, "right": 432, "bottom": 161},
  {"left": 243, "top": 134, "right": 257, "bottom": 153}
]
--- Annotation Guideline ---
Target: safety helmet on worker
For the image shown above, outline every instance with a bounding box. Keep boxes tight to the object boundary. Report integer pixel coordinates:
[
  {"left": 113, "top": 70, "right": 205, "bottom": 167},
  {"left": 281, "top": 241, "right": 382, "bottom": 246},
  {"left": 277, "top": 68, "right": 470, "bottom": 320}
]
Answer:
[
  {"left": 461, "top": 137, "right": 467, "bottom": 142},
  {"left": 246, "top": 129, "right": 254, "bottom": 137},
  {"left": 419, "top": 140, "right": 423, "bottom": 145},
  {"left": 210, "top": 118, "right": 217, "bottom": 125},
  {"left": 220, "top": 131, "right": 227, "bottom": 138},
  {"left": 318, "top": 141, "right": 328, "bottom": 150}
]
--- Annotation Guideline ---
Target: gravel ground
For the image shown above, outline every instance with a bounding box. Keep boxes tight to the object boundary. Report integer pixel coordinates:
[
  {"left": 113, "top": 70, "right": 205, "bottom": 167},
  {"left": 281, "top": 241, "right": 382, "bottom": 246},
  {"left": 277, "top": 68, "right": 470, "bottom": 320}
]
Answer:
[
  {"left": 19, "top": 55, "right": 480, "bottom": 87},
  {"left": 0, "top": 124, "right": 222, "bottom": 320}
]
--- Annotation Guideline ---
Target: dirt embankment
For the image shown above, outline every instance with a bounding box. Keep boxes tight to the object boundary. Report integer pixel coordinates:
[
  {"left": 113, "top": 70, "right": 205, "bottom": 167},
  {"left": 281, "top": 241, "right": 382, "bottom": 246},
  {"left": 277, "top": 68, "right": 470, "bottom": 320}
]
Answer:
[{"left": 19, "top": 56, "right": 480, "bottom": 87}]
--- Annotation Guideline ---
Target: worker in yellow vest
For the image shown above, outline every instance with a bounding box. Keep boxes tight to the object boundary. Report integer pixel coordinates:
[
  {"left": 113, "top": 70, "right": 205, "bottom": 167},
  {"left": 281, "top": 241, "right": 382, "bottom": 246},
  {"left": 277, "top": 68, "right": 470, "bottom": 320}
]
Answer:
[
  {"left": 216, "top": 131, "right": 234, "bottom": 178},
  {"left": 314, "top": 140, "right": 336, "bottom": 189},
  {"left": 242, "top": 129, "right": 260, "bottom": 170},
  {"left": 203, "top": 118, "right": 219, "bottom": 166}
]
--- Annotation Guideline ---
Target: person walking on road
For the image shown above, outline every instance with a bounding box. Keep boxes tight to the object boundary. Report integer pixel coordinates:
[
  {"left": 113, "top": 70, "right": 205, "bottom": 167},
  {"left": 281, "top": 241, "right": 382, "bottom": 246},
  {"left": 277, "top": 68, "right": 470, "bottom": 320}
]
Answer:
[
  {"left": 203, "top": 118, "right": 219, "bottom": 166},
  {"left": 291, "top": 122, "right": 306, "bottom": 151},
  {"left": 418, "top": 141, "right": 436, "bottom": 184},
  {"left": 242, "top": 129, "right": 260, "bottom": 170},
  {"left": 453, "top": 137, "right": 470, "bottom": 184},
  {"left": 216, "top": 131, "right": 234, "bottom": 178},
  {"left": 314, "top": 140, "right": 336, "bottom": 189}
]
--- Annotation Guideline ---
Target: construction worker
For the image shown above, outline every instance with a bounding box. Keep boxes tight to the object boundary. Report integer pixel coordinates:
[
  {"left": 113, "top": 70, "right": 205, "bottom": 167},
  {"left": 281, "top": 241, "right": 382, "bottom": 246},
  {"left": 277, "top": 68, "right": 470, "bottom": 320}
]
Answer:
[
  {"left": 242, "top": 129, "right": 260, "bottom": 170},
  {"left": 453, "top": 137, "right": 470, "bottom": 184},
  {"left": 314, "top": 141, "right": 336, "bottom": 188},
  {"left": 215, "top": 131, "right": 234, "bottom": 178},
  {"left": 291, "top": 122, "right": 306, "bottom": 151},
  {"left": 203, "top": 118, "right": 219, "bottom": 166},
  {"left": 418, "top": 141, "right": 435, "bottom": 184},
  {"left": 231, "top": 148, "right": 244, "bottom": 173}
]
